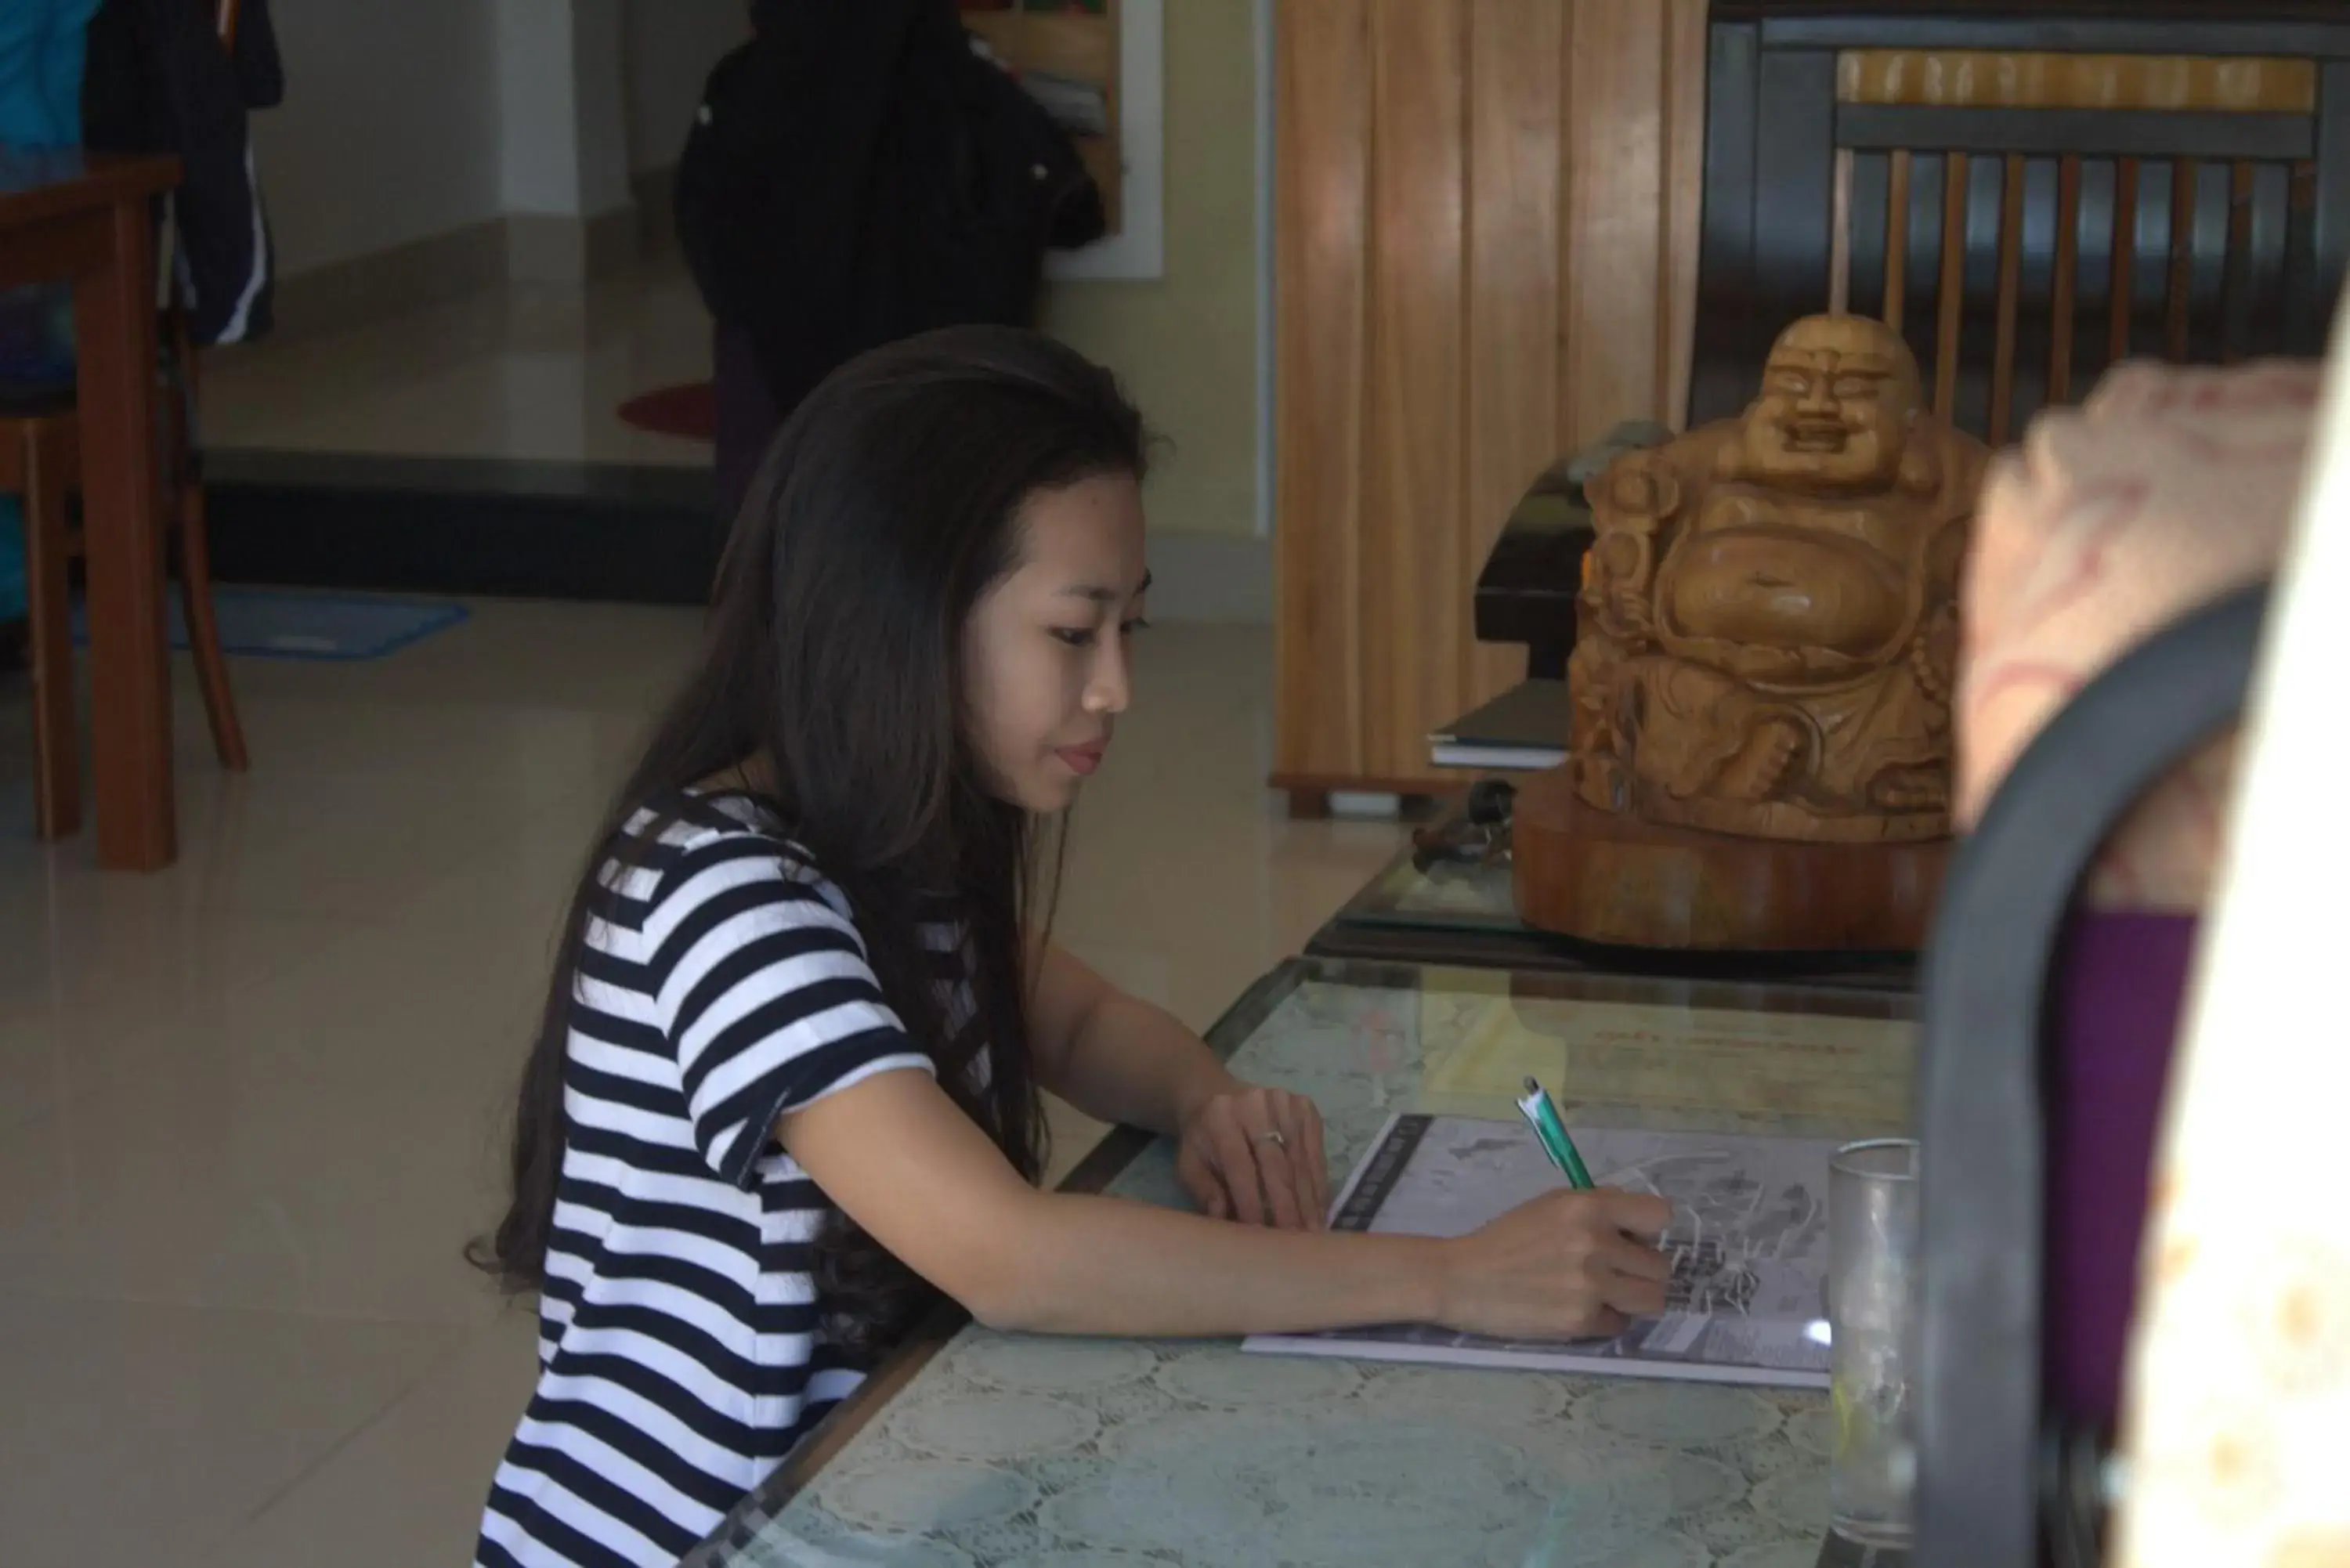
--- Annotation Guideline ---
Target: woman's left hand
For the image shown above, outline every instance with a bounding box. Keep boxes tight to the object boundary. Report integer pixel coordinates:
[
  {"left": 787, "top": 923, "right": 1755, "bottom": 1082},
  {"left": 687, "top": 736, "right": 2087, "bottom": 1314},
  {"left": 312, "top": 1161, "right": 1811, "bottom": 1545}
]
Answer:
[{"left": 1175, "top": 1084, "right": 1329, "bottom": 1230}]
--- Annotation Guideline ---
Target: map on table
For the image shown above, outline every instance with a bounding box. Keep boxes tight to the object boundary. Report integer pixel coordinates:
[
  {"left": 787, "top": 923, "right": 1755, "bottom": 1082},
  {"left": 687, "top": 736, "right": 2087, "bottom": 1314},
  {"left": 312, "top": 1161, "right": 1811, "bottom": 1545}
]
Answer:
[{"left": 1244, "top": 1113, "right": 1837, "bottom": 1388}]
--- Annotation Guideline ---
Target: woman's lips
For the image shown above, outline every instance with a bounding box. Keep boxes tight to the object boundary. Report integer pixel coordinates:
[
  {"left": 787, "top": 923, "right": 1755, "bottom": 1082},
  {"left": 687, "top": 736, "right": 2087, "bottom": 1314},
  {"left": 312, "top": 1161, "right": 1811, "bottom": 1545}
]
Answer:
[{"left": 1055, "top": 744, "right": 1107, "bottom": 776}]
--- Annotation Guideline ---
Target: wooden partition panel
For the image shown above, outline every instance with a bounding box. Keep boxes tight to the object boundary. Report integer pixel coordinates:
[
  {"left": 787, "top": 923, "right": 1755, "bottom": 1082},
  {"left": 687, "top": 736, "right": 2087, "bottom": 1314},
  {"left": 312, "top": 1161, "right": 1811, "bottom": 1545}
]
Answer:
[
  {"left": 1362, "top": 0, "right": 1469, "bottom": 797},
  {"left": 1464, "top": 0, "right": 1568, "bottom": 705},
  {"left": 1273, "top": 0, "right": 1370, "bottom": 787},
  {"left": 1273, "top": 0, "right": 1708, "bottom": 798}
]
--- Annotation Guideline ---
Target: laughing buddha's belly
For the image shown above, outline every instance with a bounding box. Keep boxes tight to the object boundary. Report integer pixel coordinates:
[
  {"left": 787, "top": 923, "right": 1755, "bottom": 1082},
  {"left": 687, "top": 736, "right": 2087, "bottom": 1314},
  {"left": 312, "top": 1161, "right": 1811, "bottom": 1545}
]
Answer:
[{"left": 1665, "top": 527, "right": 1907, "bottom": 653}]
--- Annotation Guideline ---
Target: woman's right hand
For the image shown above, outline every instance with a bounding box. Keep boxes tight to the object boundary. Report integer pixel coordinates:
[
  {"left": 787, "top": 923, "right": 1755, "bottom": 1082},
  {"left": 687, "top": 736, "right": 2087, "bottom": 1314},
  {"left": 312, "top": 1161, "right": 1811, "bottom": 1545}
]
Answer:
[{"left": 1436, "top": 1188, "right": 1676, "bottom": 1341}]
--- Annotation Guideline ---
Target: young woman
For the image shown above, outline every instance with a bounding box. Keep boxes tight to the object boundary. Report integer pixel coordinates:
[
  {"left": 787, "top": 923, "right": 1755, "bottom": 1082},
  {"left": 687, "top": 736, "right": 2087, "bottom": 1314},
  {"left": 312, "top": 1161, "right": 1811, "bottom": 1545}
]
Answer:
[{"left": 471, "top": 327, "right": 1672, "bottom": 1568}]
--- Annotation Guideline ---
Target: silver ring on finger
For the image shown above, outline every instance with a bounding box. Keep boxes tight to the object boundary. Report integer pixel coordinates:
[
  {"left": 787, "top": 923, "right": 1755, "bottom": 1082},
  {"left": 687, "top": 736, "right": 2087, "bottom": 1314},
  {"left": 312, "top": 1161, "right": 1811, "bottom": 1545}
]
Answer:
[{"left": 1258, "top": 1130, "right": 1288, "bottom": 1150}]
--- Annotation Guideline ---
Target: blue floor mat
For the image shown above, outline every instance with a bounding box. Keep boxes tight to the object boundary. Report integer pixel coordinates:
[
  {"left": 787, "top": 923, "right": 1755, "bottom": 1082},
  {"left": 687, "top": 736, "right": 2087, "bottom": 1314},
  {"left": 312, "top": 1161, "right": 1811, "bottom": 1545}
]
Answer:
[{"left": 73, "top": 589, "right": 469, "bottom": 662}]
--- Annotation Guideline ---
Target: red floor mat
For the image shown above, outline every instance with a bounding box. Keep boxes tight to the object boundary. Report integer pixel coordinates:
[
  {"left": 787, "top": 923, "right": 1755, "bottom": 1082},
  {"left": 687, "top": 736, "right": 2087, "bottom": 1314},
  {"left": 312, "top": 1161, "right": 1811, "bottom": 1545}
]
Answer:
[{"left": 617, "top": 381, "right": 717, "bottom": 443}]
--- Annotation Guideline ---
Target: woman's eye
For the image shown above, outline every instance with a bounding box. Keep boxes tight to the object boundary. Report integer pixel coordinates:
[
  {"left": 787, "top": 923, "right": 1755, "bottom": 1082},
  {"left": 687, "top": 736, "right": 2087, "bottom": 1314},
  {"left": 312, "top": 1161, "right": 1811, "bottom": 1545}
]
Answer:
[{"left": 1055, "top": 619, "right": 1147, "bottom": 648}]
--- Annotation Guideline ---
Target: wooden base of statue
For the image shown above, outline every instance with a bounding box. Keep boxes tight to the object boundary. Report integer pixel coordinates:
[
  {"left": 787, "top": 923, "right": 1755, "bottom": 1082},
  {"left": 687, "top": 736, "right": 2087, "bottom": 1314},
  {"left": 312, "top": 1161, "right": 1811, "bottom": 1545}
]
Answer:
[{"left": 1510, "top": 768, "right": 1949, "bottom": 951}]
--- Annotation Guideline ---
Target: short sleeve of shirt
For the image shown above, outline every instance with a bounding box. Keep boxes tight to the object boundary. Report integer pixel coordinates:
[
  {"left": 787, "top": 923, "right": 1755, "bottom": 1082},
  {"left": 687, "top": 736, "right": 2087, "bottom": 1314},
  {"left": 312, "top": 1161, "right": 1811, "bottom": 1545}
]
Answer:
[{"left": 640, "top": 826, "right": 935, "bottom": 1187}]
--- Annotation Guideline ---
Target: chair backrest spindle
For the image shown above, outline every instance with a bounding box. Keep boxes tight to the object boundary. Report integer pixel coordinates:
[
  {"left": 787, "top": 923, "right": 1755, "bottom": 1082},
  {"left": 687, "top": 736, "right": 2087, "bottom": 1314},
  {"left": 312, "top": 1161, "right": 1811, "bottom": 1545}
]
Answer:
[
  {"left": 1990, "top": 153, "right": 2028, "bottom": 445},
  {"left": 2052, "top": 154, "right": 2084, "bottom": 403},
  {"left": 1885, "top": 148, "right": 1913, "bottom": 333},
  {"left": 1936, "top": 150, "right": 1969, "bottom": 419}
]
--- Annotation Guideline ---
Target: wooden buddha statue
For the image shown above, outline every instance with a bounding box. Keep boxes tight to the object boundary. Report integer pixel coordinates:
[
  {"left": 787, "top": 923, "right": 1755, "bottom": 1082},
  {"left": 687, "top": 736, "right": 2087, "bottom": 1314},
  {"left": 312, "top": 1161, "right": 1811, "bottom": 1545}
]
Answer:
[{"left": 1519, "top": 316, "right": 1989, "bottom": 949}]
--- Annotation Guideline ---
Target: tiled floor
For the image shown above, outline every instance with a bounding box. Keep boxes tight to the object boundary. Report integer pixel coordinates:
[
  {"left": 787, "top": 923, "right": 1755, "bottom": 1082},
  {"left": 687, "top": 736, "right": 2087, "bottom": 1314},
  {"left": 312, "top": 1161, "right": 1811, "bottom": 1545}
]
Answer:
[
  {"left": 204, "top": 264, "right": 716, "bottom": 468},
  {"left": 0, "top": 604, "right": 1405, "bottom": 1566}
]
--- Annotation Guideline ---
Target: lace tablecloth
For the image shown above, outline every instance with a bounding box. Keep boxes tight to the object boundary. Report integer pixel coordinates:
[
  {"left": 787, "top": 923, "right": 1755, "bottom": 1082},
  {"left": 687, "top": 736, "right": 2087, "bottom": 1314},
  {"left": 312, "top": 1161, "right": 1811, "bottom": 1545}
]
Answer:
[{"left": 704, "top": 962, "right": 1914, "bottom": 1568}]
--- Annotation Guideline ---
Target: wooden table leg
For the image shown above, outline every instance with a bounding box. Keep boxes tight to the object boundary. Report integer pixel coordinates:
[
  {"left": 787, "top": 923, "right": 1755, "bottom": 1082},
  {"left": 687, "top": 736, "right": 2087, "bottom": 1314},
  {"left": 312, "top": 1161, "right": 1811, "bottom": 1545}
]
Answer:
[{"left": 73, "top": 197, "right": 175, "bottom": 870}]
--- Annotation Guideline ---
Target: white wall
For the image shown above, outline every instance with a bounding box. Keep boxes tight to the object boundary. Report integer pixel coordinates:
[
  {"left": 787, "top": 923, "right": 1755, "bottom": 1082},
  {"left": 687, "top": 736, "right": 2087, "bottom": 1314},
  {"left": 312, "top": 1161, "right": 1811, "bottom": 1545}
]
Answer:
[
  {"left": 573, "top": 0, "right": 634, "bottom": 214},
  {"left": 496, "top": 0, "right": 632, "bottom": 218},
  {"left": 623, "top": 0, "right": 747, "bottom": 174},
  {"left": 1043, "top": 0, "right": 1257, "bottom": 539},
  {"left": 497, "top": 0, "right": 579, "bottom": 217},
  {"left": 252, "top": 0, "right": 503, "bottom": 274}
]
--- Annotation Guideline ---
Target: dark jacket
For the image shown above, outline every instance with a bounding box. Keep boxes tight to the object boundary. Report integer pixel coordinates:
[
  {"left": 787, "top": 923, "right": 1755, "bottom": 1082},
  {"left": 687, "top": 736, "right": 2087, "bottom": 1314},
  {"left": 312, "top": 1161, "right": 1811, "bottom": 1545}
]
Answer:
[
  {"left": 676, "top": 0, "right": 1104, "bottom": 419},
  {"left": 81, "top": 0, "right": 281, "bottom": 346}
]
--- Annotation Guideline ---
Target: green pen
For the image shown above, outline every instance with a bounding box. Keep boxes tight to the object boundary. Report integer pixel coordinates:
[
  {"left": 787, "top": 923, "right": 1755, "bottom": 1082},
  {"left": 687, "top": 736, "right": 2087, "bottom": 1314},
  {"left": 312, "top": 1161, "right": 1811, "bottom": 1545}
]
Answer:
[{"left": 1515, "top": 1075, "right": 1596, "bottom": 1190}]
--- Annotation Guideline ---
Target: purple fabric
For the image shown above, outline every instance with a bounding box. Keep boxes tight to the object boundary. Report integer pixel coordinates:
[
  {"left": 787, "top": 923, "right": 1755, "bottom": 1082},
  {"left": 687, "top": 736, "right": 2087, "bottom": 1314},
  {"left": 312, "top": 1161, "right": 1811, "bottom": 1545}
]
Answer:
[
  {"left": 714, "top": 320, "right": 782, "bottom": 532},
  {"left": 2044, "top": 909, "right": 2198, "bottom": 1429}
]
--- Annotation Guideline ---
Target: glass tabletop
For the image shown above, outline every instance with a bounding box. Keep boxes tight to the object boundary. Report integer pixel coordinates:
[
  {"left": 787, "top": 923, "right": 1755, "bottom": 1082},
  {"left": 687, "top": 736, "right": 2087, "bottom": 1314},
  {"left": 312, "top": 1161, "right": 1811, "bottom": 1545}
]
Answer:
[
  {"left": 1311, "top": 837, "right": 1921, "bottom": 994},
  {"left": 1333, "top": 839, "right": 1527, "bottom": 934},
  {"left": 692, "top": 958, "right": 1915, "bottom": 1568}
]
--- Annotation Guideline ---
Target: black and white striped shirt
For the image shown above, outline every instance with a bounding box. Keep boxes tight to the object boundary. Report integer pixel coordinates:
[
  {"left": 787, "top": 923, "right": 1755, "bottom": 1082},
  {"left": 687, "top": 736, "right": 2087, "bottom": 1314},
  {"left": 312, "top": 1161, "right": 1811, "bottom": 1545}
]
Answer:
[{"left": 476, "top": 792, "right": 972, "bottom": 1568}]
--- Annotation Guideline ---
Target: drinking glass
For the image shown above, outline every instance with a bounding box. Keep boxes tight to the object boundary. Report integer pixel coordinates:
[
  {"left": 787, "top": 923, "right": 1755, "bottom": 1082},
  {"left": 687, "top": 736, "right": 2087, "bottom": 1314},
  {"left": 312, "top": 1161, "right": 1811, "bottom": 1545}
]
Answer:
[{"left": 1828, "top": 1137, "right": 1920, "bottom": 1549}]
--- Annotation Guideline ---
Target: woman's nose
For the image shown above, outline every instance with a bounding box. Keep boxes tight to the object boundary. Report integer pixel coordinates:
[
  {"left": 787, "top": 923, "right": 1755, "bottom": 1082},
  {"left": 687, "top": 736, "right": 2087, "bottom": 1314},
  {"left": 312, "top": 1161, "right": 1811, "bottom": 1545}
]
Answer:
[{"left": 1086, "top": 640, "right": 1131, "bottom": 714}]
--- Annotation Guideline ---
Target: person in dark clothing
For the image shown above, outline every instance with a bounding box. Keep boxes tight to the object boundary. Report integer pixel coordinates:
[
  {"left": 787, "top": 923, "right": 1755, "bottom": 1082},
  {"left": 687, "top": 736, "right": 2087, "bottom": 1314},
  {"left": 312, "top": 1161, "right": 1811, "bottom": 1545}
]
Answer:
[
  {"left": 81, "top": 0, "right": 282, "bottom": 345},
  {"left": 712, "top": 321, "right": 781, "bottom": 537},
  {"left": 678, "top": 0, "right": 1107, "bottom": 524}
]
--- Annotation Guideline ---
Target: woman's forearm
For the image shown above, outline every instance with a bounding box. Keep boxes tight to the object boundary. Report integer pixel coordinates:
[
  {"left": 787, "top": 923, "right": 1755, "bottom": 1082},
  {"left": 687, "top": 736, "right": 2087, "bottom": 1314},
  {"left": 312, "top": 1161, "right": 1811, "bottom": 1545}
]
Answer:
[
  {"left": 1050, "top": 988, "right": 1238, "bottom": 1136},
  {"left": 976, "top": 1188, "right": 1446, "bottom": 1337}
]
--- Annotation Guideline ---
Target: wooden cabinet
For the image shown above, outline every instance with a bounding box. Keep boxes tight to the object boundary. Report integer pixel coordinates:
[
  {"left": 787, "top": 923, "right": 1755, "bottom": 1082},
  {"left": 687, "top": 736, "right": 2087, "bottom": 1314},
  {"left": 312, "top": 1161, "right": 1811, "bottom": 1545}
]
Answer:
[{"left": 1271, "top": 0, "right": 1709, "bottom": 804}]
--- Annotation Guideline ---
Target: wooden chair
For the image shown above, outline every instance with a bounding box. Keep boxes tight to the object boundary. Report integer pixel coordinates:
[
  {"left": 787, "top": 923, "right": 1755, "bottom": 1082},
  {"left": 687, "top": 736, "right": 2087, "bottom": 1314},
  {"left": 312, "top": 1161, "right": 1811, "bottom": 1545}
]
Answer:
[
  {"left": 1, "top": 0, "right": 249, "bottom": 840},
  {"left": 1694, "top": 2, "right": 2350, "bottom": 445}
]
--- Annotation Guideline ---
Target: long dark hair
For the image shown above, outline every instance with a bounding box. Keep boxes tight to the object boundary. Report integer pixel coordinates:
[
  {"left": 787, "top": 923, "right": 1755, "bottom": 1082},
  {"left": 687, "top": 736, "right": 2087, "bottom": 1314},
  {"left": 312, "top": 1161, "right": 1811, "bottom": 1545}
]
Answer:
[{"left": 472, "top": 326, "right": 1148, "bottom": 1355}]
